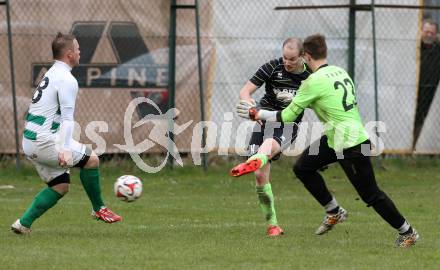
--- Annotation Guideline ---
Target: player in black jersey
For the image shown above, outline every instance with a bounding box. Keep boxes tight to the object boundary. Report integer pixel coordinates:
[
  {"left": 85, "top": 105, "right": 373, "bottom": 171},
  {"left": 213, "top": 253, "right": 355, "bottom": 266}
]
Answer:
[{"left": 236, "top": 38, "right": 311, "bottom": 236}]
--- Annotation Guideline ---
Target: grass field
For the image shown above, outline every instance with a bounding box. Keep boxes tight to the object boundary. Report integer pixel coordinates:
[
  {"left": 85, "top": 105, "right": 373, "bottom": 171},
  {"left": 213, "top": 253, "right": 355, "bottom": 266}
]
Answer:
[{"left": 1, "top": 157, "right": 439, "bottom": 270}]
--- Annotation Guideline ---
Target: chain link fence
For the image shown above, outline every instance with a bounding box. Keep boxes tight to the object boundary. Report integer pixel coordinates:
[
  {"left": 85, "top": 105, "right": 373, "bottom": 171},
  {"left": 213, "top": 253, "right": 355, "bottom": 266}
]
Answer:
[
  {"left": 0, "top": 0, "right": 15, "bottom": 164},
  {"left": 205, "top": 0, "right": 440, "bottom": 156},
  {"left": 1, "top": 0, "right": 439, "bottom": 167}
]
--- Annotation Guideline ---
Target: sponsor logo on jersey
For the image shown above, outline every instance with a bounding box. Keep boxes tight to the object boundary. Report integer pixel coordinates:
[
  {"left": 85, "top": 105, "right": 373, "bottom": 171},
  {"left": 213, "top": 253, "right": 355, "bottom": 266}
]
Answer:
[{"left": 274, "top": 88, "right": 297, "bottom": 95}]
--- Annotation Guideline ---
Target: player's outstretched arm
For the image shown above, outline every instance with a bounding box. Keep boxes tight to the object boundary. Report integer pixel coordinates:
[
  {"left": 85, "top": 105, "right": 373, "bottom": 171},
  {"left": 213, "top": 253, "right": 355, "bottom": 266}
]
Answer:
[
  {"left": 236, "top": 81, "right": 259, "bottom": 119},
  {"left": 239, "top": 81, "right": 259, "bottom": 101},
  {"left": 246, "top": 101, "right": 304, "bottom": 123}
]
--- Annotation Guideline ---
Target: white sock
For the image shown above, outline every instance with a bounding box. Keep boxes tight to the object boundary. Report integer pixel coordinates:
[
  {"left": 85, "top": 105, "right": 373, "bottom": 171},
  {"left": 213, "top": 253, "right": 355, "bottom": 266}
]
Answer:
[
  {"left": 324, "top": 197, "right": 339, "bottom": 212},
  {"left": 397, "top": 220, "right": 411, "bottom": 234}
]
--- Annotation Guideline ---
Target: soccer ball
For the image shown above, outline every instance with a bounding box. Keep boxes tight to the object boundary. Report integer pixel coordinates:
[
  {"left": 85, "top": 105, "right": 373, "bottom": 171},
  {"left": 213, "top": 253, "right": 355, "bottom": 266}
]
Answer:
[{"left": 114, "top": 175, "right": 143, "bottom": 202}]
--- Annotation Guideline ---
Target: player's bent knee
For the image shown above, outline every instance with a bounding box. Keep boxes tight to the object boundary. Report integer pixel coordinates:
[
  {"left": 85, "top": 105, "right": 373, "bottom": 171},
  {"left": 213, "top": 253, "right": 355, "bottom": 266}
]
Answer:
[
  {"left": 293, "top": 162, "right": 306, "bottom": 177},
  {"left": 74, "top": 146, "right": 93, "bottom": 168},
  {"left": 84, "top": 151, "right": 99, "bottom": 168},
  {"left": 362, "top": 189, "right": 386, "bottom": 207},
  {"left": 48, "top": 173, "right": 70, "bottom": 195},
  {"left": 52, "top": 183, "right": 70, "bottom": 195}
]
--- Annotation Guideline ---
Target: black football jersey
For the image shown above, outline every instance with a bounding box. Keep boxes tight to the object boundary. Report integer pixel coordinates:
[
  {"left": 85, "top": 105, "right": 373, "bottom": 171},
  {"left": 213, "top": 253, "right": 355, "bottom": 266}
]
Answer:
[{"left": 249, "top": 57, "right": 311, "bottom": 113}]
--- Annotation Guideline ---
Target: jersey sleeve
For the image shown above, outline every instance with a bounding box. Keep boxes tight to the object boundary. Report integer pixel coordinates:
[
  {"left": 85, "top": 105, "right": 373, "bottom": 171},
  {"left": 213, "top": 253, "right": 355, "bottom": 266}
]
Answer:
[
  {"left": 58, "top": 78, "right": 78, "bottom": 149},
  {"left": 58, "top": 78, "right": 78, "bottom": 121},
  {"left": 280, "top": 78, "right": 321, "bottom": 122},
  {"left": 249, "top": 59, "right": 279, "bottom": 87}
]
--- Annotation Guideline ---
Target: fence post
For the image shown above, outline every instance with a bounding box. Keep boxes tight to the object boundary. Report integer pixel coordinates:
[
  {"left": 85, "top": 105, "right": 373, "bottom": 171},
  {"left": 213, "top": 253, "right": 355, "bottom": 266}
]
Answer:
[
  {"left": 167, "top": 1, "right": 207, "bottom": 170},
  {"left": 348, "top": 0, "right": 356, "bottom": 80},
  {"left": 167, "top": 0, "right": 177, "bottom": 169},
  {"left": 195, "top": 0, "right": 208, "bottom": 171},
  {"left": 5, "top": 0, "right": 21, "bottom": 170},
  {"left": 371, "top": 0, "right": 382, "bottom": 166}
]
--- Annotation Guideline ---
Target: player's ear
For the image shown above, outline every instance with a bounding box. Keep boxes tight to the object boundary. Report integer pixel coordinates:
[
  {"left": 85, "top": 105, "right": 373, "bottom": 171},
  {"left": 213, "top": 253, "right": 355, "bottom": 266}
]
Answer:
[{"left": 66, "top": 48, "right": 74, "bottom": 59}]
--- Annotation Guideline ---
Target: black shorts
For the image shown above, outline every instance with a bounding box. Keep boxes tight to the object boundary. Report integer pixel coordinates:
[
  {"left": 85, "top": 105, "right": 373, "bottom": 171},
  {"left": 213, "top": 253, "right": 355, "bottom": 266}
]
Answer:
[{"left": 248, "top": 121, "right": 300, "bottom": 161}]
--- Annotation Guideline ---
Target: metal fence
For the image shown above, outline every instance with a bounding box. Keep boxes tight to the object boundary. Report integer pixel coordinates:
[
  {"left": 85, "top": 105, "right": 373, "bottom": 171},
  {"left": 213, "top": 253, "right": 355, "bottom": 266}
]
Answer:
[{"left": 1, "top": 0, "right": 440, "bottom": 168}]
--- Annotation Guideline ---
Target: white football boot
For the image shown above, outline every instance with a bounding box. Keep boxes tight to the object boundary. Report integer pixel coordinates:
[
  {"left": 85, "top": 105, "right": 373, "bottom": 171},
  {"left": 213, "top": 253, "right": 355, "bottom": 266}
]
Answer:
[
  {"left": 11, "top": 219, "right": 31, "bottom": 234},
  {"left": 315, "top": 207, "right": 348, "bottom": 235},
  {"left": 395, "top": 229, "right": 419, "bottom": 248}
]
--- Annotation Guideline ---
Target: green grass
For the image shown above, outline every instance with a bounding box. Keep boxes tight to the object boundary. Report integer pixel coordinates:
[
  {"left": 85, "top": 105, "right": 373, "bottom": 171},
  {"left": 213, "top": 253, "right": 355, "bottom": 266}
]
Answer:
[{"left": 1, "top": 157, "right": 439, "bottom": 270}]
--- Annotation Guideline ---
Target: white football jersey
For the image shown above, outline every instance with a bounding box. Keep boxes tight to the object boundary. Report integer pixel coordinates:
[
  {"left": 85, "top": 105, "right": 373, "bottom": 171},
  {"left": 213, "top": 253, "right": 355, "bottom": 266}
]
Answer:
[{"left": 24, "top": 60, "right": 78, "bottom": 141}]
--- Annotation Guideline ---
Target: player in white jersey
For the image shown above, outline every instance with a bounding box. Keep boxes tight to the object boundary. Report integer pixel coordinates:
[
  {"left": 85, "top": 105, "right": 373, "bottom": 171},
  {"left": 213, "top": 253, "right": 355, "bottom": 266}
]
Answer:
[{"left": 11, "top": 32, "right": 122, "bottom": 234}]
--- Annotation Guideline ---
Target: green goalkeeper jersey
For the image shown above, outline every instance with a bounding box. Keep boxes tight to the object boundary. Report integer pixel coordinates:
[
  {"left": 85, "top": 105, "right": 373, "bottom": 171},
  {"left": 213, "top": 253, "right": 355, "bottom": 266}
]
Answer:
[{"left": 280, "top": 64, "right": 369, "bottom": 151}]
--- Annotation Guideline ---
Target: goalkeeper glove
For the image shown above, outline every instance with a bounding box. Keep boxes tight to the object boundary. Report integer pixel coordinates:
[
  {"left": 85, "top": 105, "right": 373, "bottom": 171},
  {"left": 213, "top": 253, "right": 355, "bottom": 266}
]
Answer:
[
  {"left": 276, "top": 91, "right": 293, "bottom": 103},
  {"left": 236, "top": 99, "right": 256, "bottom": 119}
]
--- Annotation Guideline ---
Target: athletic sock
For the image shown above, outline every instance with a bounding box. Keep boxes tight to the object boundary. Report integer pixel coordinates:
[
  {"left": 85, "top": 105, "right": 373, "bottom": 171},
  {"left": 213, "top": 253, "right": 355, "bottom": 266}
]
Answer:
[
  {"left": 80, "top": 168, "right": 105, "bottom": 211},
  {"left": 398, "top": 220, "right": 413, "bottom": 235},
  {"left": 256, "top": 183, "right": 278, "bottom": 226},
  {"left": 325, "top": 197, "right": 340, "bottom": 214},
  {"left": 20, "top": 187, "right": 63, "bottom": 228}
]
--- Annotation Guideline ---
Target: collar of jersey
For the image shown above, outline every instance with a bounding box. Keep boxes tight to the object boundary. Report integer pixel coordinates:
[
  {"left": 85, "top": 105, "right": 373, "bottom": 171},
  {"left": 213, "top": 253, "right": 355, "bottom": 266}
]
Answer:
[
  {"left": 316, "top": 63, "right": 328, "bottom": 71},
  {"left": 54, "top": 60, "right": 72, "bottom": 72}
]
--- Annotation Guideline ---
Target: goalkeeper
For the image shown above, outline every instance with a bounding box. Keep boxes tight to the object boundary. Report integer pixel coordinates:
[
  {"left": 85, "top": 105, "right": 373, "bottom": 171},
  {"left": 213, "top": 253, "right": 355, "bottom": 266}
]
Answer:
[
  {"left": 235, "top": 34, "right": 419, "bottom": 247},
  {"left": 236, "top": 37, "right": 311, "bottom": 236}
]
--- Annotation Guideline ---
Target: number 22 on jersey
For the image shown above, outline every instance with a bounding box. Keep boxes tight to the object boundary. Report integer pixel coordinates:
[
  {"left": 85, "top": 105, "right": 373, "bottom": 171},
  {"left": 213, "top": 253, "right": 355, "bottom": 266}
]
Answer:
[{"left": 333, "top": 78, "right": 357, "bottom": 112}]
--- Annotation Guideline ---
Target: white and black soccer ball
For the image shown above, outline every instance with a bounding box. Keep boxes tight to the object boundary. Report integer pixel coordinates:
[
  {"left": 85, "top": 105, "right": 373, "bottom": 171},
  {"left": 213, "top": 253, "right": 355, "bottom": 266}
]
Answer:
[{"left": 114, "top": 175, "right": 143, "bottom": 202}]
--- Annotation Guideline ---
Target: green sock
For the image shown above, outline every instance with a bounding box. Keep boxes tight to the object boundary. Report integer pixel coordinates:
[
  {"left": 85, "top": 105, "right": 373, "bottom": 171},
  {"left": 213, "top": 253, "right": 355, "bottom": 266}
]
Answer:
[
  {"left": 20, "top": 187, "right": 63, "bottom": 228},
  {"left": 256, "top": 183, "right": 278, "bottom": 226},
  {"left": 248, "top": 153, "right": 269, "bottom": 168},
  {"left": 80, "top": 168, "right": 105, "bottom": 211}
]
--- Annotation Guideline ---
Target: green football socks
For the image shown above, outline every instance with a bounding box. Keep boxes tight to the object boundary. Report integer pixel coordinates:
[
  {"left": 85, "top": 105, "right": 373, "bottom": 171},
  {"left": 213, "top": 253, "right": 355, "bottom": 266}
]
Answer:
[
  {"left": 256, "top": 183, "right": 278, "bottom": 226},
  {"left": 20, "top": 187, "right": 63, "bottom": 228},
  {"left": 249, "top": 153, "right": 269, "bottom": 168},
  {"left": 80, "top": 168, "right": 105, "bottom": 211}
]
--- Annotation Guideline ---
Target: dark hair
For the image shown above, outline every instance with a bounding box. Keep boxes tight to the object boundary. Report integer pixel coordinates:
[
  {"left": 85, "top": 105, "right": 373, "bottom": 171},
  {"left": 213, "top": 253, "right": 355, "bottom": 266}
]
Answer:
[
  {"left": 51, "top": 32, "right": 76, "bottom": 59},
  {"left": 423, "top": 18, "right": 439, "bottom": 32},
  {"left": 303, "top": 34, "right": 327, "bottom": 60}
]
